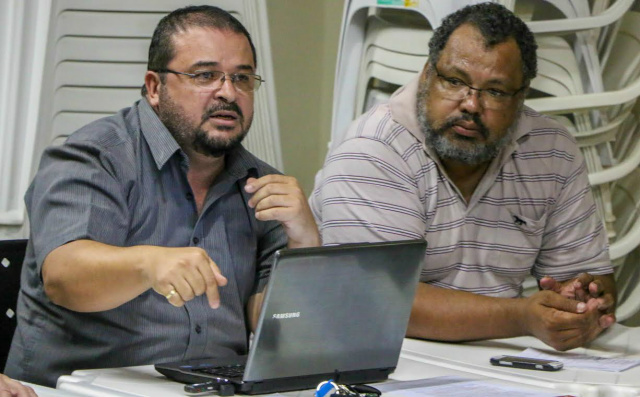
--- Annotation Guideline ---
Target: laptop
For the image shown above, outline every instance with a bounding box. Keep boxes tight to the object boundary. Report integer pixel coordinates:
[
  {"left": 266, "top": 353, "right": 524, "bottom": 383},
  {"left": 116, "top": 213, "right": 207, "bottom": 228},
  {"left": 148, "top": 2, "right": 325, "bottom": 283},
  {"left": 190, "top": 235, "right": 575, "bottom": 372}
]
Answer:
[{"left": 155, "top": 239, "right": 426, "bottom": 395}]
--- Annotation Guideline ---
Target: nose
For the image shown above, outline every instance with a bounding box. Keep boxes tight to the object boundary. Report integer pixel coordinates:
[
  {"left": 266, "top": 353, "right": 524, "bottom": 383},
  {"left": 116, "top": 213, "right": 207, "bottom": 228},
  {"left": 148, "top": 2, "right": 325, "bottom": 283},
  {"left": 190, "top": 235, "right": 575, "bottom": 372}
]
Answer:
[
  {"left": 459, "top": 87, "right": 482, "bottom": 113},
  {"left": 214, "top": 75, "right": 237, "bottom": 103}
]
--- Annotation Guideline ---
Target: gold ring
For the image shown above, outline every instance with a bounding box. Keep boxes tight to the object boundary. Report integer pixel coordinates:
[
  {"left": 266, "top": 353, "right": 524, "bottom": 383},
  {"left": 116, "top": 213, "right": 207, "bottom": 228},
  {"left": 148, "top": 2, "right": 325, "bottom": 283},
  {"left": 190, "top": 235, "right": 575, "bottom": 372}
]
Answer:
[{"left": 165, "top": 289, "right": 177, "bottom": 300}]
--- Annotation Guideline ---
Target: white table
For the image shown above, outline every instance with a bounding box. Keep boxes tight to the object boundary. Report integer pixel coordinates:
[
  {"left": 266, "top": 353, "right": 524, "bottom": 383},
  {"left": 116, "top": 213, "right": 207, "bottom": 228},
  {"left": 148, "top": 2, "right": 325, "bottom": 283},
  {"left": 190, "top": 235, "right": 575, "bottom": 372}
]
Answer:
[
  {"left": 23, "top": 382, "right": 87, "bottom": 397},
  {"left": 399, "top": 323, "right": 640, "bottom": 397},
  {"left": 53, "top": 324, "right": 640, "bottom": 397},
  {"left": 55, "top": 356, "right": 577, "bottom": 397}
]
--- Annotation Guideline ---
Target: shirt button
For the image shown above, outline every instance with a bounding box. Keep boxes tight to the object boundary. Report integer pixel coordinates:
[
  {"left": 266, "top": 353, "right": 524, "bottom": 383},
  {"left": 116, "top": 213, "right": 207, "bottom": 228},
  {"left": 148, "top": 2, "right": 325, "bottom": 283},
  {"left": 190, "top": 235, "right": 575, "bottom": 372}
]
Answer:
[
  {"left": 195, "top": 324, "right": 202, "bottom": 334},
  {"left": 192, "top": 237, "right": 199, "bottom": 245},
  {"left": 186, "top": 192, "right": 194, "bottom": 200}
]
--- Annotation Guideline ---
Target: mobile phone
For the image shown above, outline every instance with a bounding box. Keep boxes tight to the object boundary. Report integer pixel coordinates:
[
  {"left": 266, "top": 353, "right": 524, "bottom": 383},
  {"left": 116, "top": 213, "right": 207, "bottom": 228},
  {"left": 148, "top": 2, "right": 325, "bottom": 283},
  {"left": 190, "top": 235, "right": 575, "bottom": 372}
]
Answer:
[{"left": 490, "top": 355, "right": 563, "bottom": 371}]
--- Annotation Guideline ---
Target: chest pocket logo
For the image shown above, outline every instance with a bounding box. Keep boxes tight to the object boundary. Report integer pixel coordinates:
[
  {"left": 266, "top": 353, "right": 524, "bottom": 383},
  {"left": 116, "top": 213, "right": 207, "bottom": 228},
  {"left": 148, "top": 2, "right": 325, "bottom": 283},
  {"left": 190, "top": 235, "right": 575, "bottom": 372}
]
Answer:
[{"left": 508, "top": 209, "right": 546, "bottom": 236}]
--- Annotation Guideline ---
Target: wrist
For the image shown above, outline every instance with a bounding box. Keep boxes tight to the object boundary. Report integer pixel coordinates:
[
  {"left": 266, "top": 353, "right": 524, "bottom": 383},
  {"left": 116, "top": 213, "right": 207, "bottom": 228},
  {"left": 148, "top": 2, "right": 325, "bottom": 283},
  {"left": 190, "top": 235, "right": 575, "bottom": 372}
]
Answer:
[
  {"left": 130, "top": 245, "right": 156, "bottom": 287},
  {"left": 506, "top": 296, "right": 531, "bottom": 337}
]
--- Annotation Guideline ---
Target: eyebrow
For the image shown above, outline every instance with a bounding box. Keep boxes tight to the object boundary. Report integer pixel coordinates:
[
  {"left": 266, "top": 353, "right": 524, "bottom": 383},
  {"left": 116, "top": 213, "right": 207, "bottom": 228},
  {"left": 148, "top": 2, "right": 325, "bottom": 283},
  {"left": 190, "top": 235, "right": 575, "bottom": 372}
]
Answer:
[{"left": 190, "top": 61, "right": 255, "bottom": 72}]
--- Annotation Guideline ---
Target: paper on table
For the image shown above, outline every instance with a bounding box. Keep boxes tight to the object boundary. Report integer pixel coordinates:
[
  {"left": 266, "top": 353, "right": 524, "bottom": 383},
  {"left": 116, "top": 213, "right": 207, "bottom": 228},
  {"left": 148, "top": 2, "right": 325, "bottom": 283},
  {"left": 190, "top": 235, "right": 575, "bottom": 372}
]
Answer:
[
  {"left": 519, "top": 347, "right": 640, "bottom": 372},
  {"left": 377, "top": 376, "right": 567, "bottom": 397}
]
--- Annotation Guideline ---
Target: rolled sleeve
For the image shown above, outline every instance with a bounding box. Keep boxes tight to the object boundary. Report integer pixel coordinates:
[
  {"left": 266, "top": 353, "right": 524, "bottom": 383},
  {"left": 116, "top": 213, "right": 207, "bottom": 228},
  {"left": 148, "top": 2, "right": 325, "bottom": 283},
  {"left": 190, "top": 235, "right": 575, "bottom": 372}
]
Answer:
[{"left": 27, "top": 136, "right": 131, "bottom": 273}]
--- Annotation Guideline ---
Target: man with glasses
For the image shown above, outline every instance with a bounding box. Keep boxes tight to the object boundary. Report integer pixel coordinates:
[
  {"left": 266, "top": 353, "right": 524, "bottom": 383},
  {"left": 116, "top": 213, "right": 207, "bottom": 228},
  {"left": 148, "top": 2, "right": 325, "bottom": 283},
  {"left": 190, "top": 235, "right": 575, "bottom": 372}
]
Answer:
[
  {"left": 5, "top": 5, "right": 319, "bottom": 386},
  {"left": 311, "top": 3, "right": 616, "bottom": 350}
]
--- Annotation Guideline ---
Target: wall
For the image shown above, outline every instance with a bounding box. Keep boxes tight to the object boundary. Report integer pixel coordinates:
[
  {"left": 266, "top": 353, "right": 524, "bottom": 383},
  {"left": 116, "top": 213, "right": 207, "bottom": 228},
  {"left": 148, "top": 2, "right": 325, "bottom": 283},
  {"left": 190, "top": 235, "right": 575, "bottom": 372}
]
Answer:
[{"left": 266, "top": 0, "right": 343, "bottom": 195}]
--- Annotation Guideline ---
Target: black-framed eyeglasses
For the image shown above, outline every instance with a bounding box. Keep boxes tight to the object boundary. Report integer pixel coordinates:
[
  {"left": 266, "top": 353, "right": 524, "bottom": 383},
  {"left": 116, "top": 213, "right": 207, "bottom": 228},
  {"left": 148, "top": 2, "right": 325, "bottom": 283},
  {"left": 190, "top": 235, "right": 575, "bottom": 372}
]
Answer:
[
  {"left": 432, "top": 64, "right": 526, "bottom": 110},
  {"left": 154, "top": 69, "right": 264, "bottom": 92}
]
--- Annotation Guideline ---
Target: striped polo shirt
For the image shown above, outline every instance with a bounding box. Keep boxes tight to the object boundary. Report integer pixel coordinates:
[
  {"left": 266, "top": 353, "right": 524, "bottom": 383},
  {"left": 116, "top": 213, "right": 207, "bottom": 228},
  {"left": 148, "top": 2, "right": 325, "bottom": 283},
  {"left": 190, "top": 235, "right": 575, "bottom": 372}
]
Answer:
[{"left": 311, "top": 75, "right": 612, "bottom": 298}]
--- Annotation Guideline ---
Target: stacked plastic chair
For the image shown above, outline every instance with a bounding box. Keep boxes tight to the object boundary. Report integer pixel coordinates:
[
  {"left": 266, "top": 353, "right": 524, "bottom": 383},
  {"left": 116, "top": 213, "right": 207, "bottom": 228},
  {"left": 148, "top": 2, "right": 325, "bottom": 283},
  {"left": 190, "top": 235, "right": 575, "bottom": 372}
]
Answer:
[
  {"left": 354, "top": 10, "right": 433, "bottom": 117},
  {"left": 526, "top": 7, "right": 640, "bottom": 323},
  {"left": 331, "top": 0, "right": 640, "bottom": 323}
]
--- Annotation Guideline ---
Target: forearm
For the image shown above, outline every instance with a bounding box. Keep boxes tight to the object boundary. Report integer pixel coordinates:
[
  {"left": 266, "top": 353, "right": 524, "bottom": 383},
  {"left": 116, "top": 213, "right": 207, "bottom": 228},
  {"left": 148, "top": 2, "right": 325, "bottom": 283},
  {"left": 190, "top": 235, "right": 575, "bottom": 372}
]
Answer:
[
  {"left": 42, "top": 240, "right": 154, "bottom": 312},
  {"left": 406, "top": 283, "right": 527, "bottom": 341}
]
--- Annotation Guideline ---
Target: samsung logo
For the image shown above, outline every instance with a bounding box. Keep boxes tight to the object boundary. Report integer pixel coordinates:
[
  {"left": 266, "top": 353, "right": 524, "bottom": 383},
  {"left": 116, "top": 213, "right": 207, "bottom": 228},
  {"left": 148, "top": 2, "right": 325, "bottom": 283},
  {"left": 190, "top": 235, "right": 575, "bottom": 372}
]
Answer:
[{"left": 272, "top": 312, "right": 300, "bottom": 319}]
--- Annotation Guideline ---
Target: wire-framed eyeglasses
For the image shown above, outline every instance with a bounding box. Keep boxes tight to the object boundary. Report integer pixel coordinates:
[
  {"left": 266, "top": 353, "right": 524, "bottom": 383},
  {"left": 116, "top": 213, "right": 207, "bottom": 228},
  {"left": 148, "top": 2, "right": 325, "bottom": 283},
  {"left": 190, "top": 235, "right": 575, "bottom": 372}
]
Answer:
[
  {"left": 154, "top": 69, "right": 265, "bottom": 92},
  {"left": 432, "top": 64, "right": 526, "bottom": 110}
]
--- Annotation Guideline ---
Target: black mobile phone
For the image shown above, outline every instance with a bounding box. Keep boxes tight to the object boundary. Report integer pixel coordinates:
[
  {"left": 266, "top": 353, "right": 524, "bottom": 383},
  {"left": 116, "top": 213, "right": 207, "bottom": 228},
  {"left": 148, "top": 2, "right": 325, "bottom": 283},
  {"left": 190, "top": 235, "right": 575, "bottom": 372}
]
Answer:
[{"left": 490, "top": 355, "right": 564, "bottom": 371}]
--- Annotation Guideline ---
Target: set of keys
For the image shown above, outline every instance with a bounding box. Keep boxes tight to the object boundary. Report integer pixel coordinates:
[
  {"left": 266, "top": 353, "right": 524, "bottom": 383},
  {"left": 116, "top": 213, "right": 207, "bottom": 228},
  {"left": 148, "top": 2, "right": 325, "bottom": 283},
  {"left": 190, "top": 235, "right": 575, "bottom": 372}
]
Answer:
[{"left": 315, "top": 380, "right": 381, "bottom": 397}]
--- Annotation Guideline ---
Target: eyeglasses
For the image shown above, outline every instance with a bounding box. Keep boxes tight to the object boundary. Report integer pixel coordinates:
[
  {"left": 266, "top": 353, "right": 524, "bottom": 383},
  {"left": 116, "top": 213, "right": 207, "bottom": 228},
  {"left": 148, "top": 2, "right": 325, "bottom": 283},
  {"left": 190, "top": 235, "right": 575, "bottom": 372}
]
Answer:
[
  {"left": 154, "top": 69, "right": 265, "bottom": 92},
  {"left": 432, "top": 64, "right": 525, "bottom": 110}
]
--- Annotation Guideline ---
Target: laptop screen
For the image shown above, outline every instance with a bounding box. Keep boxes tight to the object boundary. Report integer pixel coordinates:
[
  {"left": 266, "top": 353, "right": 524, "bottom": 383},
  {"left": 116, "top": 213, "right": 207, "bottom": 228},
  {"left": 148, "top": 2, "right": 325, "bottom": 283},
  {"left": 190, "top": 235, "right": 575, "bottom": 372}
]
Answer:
[{"left": 244, "top": 239, "right": 426, "bottom": 382}]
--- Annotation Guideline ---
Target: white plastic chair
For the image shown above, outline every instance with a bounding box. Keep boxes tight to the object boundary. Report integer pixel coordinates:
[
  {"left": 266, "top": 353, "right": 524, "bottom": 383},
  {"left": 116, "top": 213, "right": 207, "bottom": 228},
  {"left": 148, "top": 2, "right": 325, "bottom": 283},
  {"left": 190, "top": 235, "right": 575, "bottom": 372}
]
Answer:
[
  {"left": 610, "top": 168, "right": 640, "bottom": 322},
  {"left": 527, "top": 14, "right": 640, "bottom": 262},
  {"left": 356, "top": 45, "right": 428, "bottom": 114},
  {"left": 353, "top": 14, "right": 432, "bottom": 115}
]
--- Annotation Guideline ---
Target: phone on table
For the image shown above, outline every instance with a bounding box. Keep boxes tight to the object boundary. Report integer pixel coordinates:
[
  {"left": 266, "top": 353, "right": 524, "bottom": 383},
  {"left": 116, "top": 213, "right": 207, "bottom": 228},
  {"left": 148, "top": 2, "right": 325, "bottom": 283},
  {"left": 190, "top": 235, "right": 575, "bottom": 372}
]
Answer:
[{"left": 490, "top": 355, "right": 563, "bottom": 371}]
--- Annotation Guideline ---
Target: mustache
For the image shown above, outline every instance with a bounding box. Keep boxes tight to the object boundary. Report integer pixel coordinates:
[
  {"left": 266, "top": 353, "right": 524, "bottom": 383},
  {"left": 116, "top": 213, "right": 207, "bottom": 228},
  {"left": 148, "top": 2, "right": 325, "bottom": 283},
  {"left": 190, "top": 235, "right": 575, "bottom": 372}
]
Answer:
[
  {"left": 438, "top": 113, "right": 490, "bottom": 139},
  {"left": 201, "top": 102, "right": 244, "bottom": 123}
]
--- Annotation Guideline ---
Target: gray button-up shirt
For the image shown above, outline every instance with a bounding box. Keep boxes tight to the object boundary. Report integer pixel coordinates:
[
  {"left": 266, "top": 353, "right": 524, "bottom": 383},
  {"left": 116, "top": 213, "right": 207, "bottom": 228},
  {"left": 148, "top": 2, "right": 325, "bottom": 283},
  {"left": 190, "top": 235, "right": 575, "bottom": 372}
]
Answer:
[{"left": 5, "top": 98, "right": 287, "bottom": 386}]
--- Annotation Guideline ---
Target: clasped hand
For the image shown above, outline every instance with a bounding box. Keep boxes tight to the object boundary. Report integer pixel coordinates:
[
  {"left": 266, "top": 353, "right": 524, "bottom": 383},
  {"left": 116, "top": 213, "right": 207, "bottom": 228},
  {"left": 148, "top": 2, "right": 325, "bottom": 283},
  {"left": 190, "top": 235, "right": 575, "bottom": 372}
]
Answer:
[
  {"left": 524, "top": 273, "right": 616, "bottom": 351},
  {"left": 540, "top": 272, "right": 616, "bottom": 328}
]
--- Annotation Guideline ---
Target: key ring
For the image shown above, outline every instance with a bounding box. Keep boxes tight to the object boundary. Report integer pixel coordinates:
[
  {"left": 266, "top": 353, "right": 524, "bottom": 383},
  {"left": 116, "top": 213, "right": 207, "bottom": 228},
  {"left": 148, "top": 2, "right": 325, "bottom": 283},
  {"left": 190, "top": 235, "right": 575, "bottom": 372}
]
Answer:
[
  {"left": 315, "top": 380, "right": 381, "bottom": 397},
  {"left": 316, "top": 380, "right": 339, "bottom": 397}
]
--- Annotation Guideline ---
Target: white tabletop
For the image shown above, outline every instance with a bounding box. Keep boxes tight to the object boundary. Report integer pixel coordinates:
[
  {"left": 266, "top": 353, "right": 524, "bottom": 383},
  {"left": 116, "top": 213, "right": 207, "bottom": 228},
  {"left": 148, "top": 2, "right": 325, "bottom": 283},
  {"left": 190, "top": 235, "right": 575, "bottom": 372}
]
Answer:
[
  {"left": 55, "top": 356, "right": 578, "bottom": 397},
  {"left": 399, "top": 323, "right": 640, "bottom": 396},
  {"left": 24, "top": 382, "right": 87, "bottom": 397},
  {"left": 52, "top": 324, "right": 640, "bottom": 397}
]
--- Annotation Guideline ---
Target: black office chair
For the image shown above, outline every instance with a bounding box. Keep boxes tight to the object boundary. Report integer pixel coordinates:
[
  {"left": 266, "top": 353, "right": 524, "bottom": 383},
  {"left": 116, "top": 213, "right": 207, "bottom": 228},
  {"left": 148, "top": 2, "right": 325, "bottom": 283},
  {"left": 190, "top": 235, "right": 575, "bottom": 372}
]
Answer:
[{"left": 0, "top": 239, "right": 27, "bottom": 370}]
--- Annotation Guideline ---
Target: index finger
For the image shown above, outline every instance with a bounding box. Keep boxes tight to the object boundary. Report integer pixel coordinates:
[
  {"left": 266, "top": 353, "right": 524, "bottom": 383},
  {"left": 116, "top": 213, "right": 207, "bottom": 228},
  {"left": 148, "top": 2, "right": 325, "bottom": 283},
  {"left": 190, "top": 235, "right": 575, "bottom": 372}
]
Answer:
[
  {"left": 573, "top": 273, "right": 595, "bottom": 289},
  {"left": 539, "top": 290, "right": 587, "bottom": 314},
  {"left": 588, "top": 279, "right": 605, "bottom": 298},
  {"left": 593, "top": 294, "right": 615, "bottom": 313},
  {"left": 200, "top": 258, "right": 228, "bottom": 309}
]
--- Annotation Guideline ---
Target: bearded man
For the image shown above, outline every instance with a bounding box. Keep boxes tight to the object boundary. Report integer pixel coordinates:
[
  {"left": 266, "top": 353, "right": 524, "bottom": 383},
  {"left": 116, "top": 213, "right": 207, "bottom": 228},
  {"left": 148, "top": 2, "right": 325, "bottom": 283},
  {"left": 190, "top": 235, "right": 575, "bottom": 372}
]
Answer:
[
  {"left": 310, "top": 2, "right": 616, "bottom": 351},
  {"left": 6, "top": 5, "right": 318, "bottom": 386}
]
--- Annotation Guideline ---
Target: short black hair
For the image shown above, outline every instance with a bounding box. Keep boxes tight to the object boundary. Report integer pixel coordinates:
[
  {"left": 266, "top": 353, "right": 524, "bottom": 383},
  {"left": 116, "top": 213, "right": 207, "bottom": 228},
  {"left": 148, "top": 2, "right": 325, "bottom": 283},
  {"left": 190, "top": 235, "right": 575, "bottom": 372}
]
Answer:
[
  {"left": 428, "top": 2, "right": 537, "bottom": 84},
  {"left": 142, "top": 5, "right": 257, "bottom": 96}
]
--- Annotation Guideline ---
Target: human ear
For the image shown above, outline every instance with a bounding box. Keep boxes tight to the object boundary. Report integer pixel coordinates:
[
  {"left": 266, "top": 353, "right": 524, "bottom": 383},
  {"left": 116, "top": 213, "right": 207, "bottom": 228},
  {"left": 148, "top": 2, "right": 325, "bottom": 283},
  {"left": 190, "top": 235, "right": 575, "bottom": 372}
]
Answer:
[{"left": 144, "top": 71, "right": 162, "bottom": 108}]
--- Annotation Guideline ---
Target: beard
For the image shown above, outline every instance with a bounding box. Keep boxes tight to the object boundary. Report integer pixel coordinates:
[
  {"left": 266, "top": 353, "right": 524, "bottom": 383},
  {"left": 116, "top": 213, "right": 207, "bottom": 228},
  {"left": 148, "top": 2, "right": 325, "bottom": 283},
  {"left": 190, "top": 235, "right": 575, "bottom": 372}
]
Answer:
[
  {"left": 157, "top": 85, "right": 252, "bottom": 158},
  {"left": 416, "top": 78, "right": 518, "bottom": 166}
]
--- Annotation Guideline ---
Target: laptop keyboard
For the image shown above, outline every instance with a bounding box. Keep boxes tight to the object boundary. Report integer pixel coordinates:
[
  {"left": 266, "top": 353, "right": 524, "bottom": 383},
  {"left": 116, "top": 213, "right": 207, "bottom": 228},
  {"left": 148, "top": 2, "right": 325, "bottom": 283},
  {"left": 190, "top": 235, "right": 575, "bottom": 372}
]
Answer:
[{"left": 192, "top": 364, "right": 246, "bottom": 378}]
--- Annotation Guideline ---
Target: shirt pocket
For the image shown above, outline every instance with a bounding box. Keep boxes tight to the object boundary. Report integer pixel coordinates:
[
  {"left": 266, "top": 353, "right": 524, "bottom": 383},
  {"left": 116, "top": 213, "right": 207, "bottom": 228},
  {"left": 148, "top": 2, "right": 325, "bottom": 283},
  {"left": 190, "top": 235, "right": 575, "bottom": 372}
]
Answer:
[{"left": 492, "top": 208, "right": 547, "bottom": 279}]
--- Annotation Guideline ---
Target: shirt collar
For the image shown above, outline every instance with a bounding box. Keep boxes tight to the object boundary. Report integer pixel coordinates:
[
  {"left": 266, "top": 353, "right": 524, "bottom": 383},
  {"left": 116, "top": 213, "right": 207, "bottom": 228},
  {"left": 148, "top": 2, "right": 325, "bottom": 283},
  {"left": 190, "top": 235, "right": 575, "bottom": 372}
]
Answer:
[
  {"left": 223, "top": 145, "right": 260, "bottom": 181},
  {"left": 138, "top": 97, "right": 183, "bottom": 170},
  {"left": 389, "top": 74, "right": 425, "bottom": 145}
]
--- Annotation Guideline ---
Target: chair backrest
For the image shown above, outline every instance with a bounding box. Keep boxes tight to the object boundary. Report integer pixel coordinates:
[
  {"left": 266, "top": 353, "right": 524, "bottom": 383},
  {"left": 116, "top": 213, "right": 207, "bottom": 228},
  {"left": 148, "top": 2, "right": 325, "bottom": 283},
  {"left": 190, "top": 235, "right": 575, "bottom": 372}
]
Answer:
[{"left": 0, "top": 239, "right": 27, "bottom": 370}]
